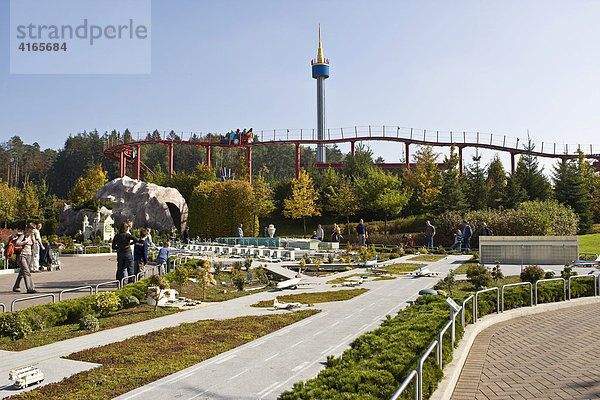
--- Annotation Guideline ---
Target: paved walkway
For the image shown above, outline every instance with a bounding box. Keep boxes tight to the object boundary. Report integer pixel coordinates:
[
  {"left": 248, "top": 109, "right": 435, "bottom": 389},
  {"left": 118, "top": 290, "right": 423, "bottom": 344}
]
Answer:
[
  {"left": 0, "top": 254, "right": 470, "bottom": 398},
  {"left": 451, "top": 302, "right": 600, "bottom": 400}
]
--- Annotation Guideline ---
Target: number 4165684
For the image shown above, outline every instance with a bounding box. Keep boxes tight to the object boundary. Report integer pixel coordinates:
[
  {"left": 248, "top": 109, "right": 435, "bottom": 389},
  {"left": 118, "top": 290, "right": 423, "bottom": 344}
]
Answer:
[{"left": 18, "top": 42, "right": 67, "bottom": 51}]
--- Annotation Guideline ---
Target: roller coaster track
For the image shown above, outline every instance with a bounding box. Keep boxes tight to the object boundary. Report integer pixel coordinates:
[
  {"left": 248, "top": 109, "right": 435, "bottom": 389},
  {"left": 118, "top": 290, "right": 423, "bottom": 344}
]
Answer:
[{"left": 104, "top": 125, "right": 600, "bottom": 181}]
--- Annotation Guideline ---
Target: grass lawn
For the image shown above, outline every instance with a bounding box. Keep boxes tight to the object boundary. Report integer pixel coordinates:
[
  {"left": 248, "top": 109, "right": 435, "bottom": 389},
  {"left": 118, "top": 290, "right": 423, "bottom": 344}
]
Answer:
[
  {"left": 251, "top": 288, "right": 368, "bottom": 308},
  {"left": 0, "top": 305, "right": 179, "bottom": 352},
  {"left": 408, "top": 254, "right": 447, "bottom": 262},
  {"left": 381, "top": 263, "right": 425, "bottom": 274},
  {"left": 326, "top": 274, "right": 364, "bottom": 284},
  {"left": 579, "top": 233, "right": 600, "bottom": 255},
  {"left": 13, "top": 310, "right": 319, "bottom": 400},
  {"left": 180, "top": 281, "right": 266, "bottom": 302},
  {"left": 453, "top": 256, "right": 478, "bottom": 274}
]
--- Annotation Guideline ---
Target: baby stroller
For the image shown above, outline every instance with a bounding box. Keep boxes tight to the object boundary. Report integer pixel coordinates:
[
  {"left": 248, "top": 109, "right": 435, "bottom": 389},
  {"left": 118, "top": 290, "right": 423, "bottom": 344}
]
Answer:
[{"left": 39, "top": 243, "right": 61, "bottom": 271}]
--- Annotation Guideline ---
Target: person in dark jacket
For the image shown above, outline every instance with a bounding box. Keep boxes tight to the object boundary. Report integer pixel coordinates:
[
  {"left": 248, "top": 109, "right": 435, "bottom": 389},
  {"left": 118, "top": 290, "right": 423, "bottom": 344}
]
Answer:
[
  {"left": 183, "top": 226, "right": 190, "bottom": 244},
  {"left": 462, "top": 220, "right": 472, "bottom": 252},
  {"left": 134, "top": 230, "right": 149, "bottom": 277},
  {"left": 112, "top": 222, "right": 137, "bottom": 284},
  {"left": 356, "top": 219, "right": 368, "bottom": 247}
]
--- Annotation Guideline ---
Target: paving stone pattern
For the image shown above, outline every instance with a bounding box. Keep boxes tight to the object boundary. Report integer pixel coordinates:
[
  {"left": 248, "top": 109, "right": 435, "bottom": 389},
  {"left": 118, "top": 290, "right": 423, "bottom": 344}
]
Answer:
[{"left": 451, "top": 303, "right": 600, "bottom": 400}]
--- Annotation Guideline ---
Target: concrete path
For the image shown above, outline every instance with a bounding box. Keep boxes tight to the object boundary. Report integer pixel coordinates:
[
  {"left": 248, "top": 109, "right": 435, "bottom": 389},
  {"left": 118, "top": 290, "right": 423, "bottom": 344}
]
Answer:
[
  {"left": 450, "top": 302, "right": 600, "bottom": 400},
  {"left": 114, "top": 255, "right": 470, "bottom": 400}
]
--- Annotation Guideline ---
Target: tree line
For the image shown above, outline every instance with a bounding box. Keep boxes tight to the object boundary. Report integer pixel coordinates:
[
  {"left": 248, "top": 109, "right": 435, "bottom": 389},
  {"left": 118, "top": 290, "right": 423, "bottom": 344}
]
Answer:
[{"left": 1, "top": 131, "right": 599, "bottom": 235}]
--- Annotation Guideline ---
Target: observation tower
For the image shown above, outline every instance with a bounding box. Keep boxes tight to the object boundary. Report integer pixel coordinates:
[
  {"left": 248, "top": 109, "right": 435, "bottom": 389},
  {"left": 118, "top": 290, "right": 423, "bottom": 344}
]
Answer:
[{"left": 311, "top": 25, "right": 330, "bottom": 164}]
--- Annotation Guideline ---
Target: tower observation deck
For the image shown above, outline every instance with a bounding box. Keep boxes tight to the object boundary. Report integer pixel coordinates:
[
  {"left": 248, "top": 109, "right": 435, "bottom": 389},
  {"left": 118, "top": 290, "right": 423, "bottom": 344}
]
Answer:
[{"left": 312, "top": 25, "right": 329, "bottom": 163}]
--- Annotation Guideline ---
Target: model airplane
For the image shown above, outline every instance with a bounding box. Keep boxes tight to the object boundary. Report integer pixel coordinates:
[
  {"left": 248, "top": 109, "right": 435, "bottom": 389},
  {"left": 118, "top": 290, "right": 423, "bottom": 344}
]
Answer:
[
  {"left": 411, "top": 266, "right": 438, "bottom": 277},
  {"left": 364, "top": 254, "right": 378, "bottom": 268},
  {"left": 570, "top": 253, "right": 600, "bottom": 268},
  {"left": 341, "top": 278, "right": 363, "bottom": 287},
  {"left": 276, "top": 272, "right": 303, "bottom": 290},
  {"left": 273, "top": 297, "right": 303, "bottom": 310}
]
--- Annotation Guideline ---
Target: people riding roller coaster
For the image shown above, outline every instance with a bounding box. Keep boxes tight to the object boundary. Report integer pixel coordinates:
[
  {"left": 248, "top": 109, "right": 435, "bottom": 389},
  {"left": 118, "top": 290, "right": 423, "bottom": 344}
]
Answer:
[{"left": 219, "top": 128, "right": 254, "bottom": 145}]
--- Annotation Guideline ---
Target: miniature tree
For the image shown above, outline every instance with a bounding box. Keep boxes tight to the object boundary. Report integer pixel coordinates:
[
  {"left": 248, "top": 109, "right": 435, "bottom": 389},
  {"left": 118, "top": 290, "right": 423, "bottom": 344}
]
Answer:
[
  {"left": 173, "top": 266, "right": 190, "bottom": 295},
  {"left": 491, "top": 262, "right": 504, "bottom": 282},
  {"left": 197, "top": 260, "right": 216, "bottom": 301},
  {"left": 147, "top": 274, "right": 169, "bottom": 312}
]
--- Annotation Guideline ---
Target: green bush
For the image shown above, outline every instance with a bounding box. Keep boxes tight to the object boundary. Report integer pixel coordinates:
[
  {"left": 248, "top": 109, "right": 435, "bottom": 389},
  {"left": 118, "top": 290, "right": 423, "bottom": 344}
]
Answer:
[
  {"left": 520, "top": 265, "right": 545, "bottom": 284},
  {"left": 95, "top": 292, "right": 122, "bottom": 317},
  {"left": 466, "top": 264, "right": 491, "bottom": 289},
  {"left": 0, "top": 312, "right": 32, "bottom": 340},
  {"left": 79, "top": 315, "right": 100, "bottom": 331},
  {"left": 123, "top": 295, "right": 140, "bottom": 308},
  {"left": 280, "top": 296, "right": 463, "bottom": 399}
]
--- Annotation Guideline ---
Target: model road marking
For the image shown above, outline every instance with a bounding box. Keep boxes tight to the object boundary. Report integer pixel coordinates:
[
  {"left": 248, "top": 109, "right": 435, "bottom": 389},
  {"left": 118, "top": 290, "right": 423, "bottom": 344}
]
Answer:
[
  {"left": 292, "top": 361, "right": 310, "bottom": 372},
  {"left": 290, "top": 340, "right": 304, "bottom": 348},
  {"left": 215, "top": 354, "right": 237, "bottom": 364},
  {"left": 228, "top": 368, "right": 249, "bottom": 381},
  {"left": 330, "top": 321, "right": 340, "bottom": 327},
  {"left": 312, "top": 329, "right": 324, "bottom": 337},
  {"left": 257, "top": 381, "right": 281, "bottom": 396},
  {"left": 264, "top": 352, "right": 280, "bottom": 362},
  {"left": 343, "top": 314, "right": 353, "bottom": 319},
  {"left": 248, "top": 340, "right": 264, "bottom": 348}
]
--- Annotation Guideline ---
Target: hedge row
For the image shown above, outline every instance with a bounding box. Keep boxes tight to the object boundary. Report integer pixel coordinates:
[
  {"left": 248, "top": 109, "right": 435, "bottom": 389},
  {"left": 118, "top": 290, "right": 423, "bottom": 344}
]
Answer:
[
  {"left": 281, "top": 276, "right": 594, "bottom": 399},
  {"left": 0, "top": 278, "right": 152, "bottom": 339}
]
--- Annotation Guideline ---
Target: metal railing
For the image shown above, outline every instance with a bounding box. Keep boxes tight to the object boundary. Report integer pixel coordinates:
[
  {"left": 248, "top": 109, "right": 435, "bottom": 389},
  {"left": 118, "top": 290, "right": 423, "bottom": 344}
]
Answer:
[
  {"left": 474, "top": 287, "right": 499, "bottom": 322},
  {"left": 11, "top": 293, "right": 56, "bottom": 312},
  {"left": 59, "top": 286, "right": 94, "bottom": 301},
  {"left": 389, "top": 370, "right": 418, "bottom": 400},
  {"left": 121, "top": 275, "right": 136, "bottom": 288},
  {"left": 96, "top": 280, "right": 120, "bottom": 293},
  {"left": 501, "top": 282, "right": 533, "bottom": 312},
  {"left": 535, "top": 277, "right": 566, "bottom": 305},
  {"left": 568, "top": 274, "right": 597, "bottom": 300},
  {"left": 417, "top": 340, "right": 439, "bottom": 400},
  {"left": 461, "top": 295, "right": 474, "bottom": 327}
]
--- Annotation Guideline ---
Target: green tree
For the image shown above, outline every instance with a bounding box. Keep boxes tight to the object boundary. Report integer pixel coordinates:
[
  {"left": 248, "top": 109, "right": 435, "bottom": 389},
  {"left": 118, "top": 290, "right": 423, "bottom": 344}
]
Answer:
[
  {"left": 552, "top": 158, "right": 593, "bottom": 233},
  {"left": 486, "top": 155, "right": 506, "bottom": 209},
  {"left": 513, "top": 140, "right": 551, "bottom": 201},
  {"left": 436, "top": 145, "right": 468, "bottom": 213},
  {"left": 374, "top": 187, "right": 410, "bottom": 235},
  {"left": 344, "top": 144, "right": 375, "bottom": 180},
  {"left": 465, "top": 153, "right": 489, "bottom": 211},
  {"left": 283, "top": 170, "right": 321, "bottom": 237},
  {"left": 502, "top": 173, "right": 528, "bottom": 209},
  {"left": 69, "top": 164, "right": 108, "bottom": 204},
  {"left": 326, "top": 178, "right": 360, "bottom": 237}
]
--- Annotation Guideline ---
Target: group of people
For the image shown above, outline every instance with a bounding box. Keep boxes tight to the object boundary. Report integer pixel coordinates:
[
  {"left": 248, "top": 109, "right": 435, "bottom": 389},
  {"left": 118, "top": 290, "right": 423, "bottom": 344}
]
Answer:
[
  {"left": 424, "top": 220, "right": 493, "bottom": 251},
  {"left": 111, "top": 221, "right": 171, "bottom": 283}
]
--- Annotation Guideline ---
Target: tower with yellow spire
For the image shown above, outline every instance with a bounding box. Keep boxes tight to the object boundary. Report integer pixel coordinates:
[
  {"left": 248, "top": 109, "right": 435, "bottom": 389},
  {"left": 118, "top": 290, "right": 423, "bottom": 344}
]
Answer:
[{"left": 311, "top": 25, "right": 329, "bottom": 163}]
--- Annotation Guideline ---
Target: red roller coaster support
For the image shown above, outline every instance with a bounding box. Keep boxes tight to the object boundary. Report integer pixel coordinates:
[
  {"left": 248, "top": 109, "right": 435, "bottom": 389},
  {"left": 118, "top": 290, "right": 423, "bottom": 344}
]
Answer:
[
  {"left": 169, "top": 143, "right": 174, "bottom": 179},
  {"left": 511, "top": 153, "right": 517, "bottom": 173},
  {"left": 135, "top": 145, "right": 141, "bottom": 180},
  {"left": 119, "top": 151, "right": 125, "bottom": 178},
  {"left": 295, "top": 143, "right": 300, "bottom": 179},
  {"left": 351, "top": 141, "right": 355, "bottom": 156},
  {"left": 206, "top": 146, "right": 211, "bottom": 168},
  {"left": 405, "top": 142, "right": 410, "bottom": 169},
  {"left": 458, "top": 146, "right": 463, "bottom": 175},
  {"left": 247, "top": 146, "right": 252, "bottom": 185}
]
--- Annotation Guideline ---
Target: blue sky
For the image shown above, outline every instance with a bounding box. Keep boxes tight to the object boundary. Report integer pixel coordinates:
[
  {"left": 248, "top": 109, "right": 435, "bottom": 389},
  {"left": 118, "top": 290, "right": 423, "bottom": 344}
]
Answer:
[{"left": 1, "top": 0, "right": 599, "bottom": 169}]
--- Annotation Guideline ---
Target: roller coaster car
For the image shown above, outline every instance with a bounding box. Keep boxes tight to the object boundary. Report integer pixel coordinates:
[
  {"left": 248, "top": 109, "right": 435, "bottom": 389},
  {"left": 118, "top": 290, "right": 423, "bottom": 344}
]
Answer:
[{"left": 219, "top": 129, "right": 254, "bottom": 145}]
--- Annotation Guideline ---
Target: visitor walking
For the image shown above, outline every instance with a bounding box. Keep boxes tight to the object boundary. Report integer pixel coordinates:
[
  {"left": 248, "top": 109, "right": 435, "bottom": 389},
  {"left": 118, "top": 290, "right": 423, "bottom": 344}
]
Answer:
[
  {"left": 481, "top": 222, "right": 493, "bottom": 236},
  {"left": 331, "top": 223, "right": 342, "bottom": 242},
  {"left": 356, "top": 219, "right": 368, "bottom": 247},
  {"left": 316, "top": 224, "right": 324, "bottom": 241},
  {"left": 237, "top": 223, "right": 244, "bottom": 238},
  {"left": 169, "top": 226, "right": 178, "bottom": 244},
  {"left": 424, "top": 220, "right": 436, "bottom": 249},
  {"left": 449, "top": 229, "right": 463, "bottom": 250},
  {"left": 183, "top": 226, "right": 191, "bottom": 244},
  {"left": 12, "top": 223, "right": 37, "bottom": 293},
  {"left": 112, "top": 222, "right": 137, "bottom": 284},
  {"left": 134, "top": 229, "right": 149, "bottom": 277},
  {"left": 155, "top": 241, "right": 171, "bottom": 275},
  {"left": 462, "top": 220, "right": 472, "bottom": 252}
]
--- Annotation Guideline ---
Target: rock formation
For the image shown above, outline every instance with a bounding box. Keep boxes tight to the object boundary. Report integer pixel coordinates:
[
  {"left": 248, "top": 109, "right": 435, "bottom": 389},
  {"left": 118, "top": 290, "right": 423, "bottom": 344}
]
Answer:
[
  {"left": 93, "top": 176, "right": 188, "bottom": 231},
  {"left": 57, "top": 205, "right": 112, "bottom": 236}
]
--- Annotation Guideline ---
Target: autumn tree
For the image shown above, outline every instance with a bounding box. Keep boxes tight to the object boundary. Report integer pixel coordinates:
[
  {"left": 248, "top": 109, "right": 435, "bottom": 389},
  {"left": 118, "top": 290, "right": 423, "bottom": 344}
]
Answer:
[
  {"left": 17, "top": 182, "right": 41, "bottom": 224},
  {"left": 326, "top": 178, "right": 360, "bottom": 237},
  {"left": 283, "top": 170, "right": 321, "bottom": 237},
  {"left": 0, "top": 180, "right": 19, "bottom": 228},
  {"left": 69, "top": 164, "right": 108, "bottom": 204},
  {"left": 403, "top": 146, "right": 442, "bottom": 215},
  {"left": 251, "top": 168, "right": 276, "bottom": 234}
]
